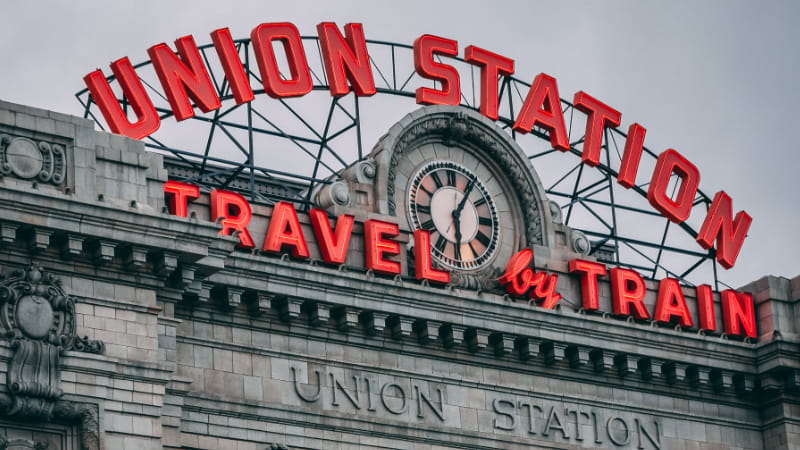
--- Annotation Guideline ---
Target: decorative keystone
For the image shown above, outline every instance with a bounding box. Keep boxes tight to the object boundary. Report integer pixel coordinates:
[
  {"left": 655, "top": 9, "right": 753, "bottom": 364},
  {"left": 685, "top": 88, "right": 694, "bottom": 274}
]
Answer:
[
  {"left": 615, "top": 354, "right": 639, "bottom": 377},
  {"left": 123, "top": 246, "right": 148, "bottom": 271},
  {"left": 663, "top": 362, "right": 687, "bottom": 384},
  {"left": 184, "top": 280, "right": 211, "bottom": 303},
  {"left": 360, "top": 311, "right": 388, "bottom": 335},
  {"left": 566, "top": 345, "right": 591, "bottom": 369},
  {"left": 711, "top": 369, "right": 733, "bottom": 392},
  {"left": 516, "top": 337, "right": 539, "bottom": 361},
  {"left": 440, "top": 324, "right": 465, "bottom": 348},
  {"left": 243, "top": 291, "right": 271, "bottom": 316},
  {"left": 687, "top": 366, "right": 711, "bottom": 388},
  {"left": 226, "top": 287, "right": 244, "bottom": 310},
  {"left": 170, "top": 264, "right": 196, "bottom": 289},
  {"left": 152, "top": 251, "right": 179, "bottom": 277},
  {"left": 540, "top": 341, "right": 567, "bottom": 365},
  {"left": 388, "top": 315, "right": 414, "bottom": 340},
  {"left": 58, "top": 234, "right": 84, "bottom": 260},
  {"left": 274, "top": 297, "right": 302, "bottom": 322},
  {"left": 27, "top": 228, "right": 53, "bottom": 252},
  {"left": 733, "top": 373, "right": 756, "bottom": 394},
  {"left": 590, "top": 349, "right": 615, "bottom": 372},
  {"left": 786, "top": 369, "right": 800, "bottom": 391},
  {"left": 466, "top": 328, "right": 490, "bottom": 353},
  {"left": 414, "top": 320, "right": 441, "bottom": 345},
  {"left": 1, "top": 223, "right": 18, "bottom": 243},
  {"left": 490, "top": 333, "right": 515, "bottom": 357},
  {"left": 210, "top": 285, "right": 244, "bottom": 310},
  {"left": 637, "top": 358, "right": 662, "bottom": 380},
  {"left": 333, "top": 307, "right": 360, "bottom": 331},
  {"left": 304, "top": 301, "right": 330, "bottom": 326},
  {"left": 90, "top": 240, "right": 116, "bottom": 264},
  {"left": 760, "top": 371, "right": 785, "bottom": 392}
]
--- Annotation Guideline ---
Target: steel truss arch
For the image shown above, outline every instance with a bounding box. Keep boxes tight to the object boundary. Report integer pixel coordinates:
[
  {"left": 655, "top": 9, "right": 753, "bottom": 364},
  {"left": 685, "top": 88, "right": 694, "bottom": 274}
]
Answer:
[{"left": 75, "top": 34, "right": 728, "bottom": 290}]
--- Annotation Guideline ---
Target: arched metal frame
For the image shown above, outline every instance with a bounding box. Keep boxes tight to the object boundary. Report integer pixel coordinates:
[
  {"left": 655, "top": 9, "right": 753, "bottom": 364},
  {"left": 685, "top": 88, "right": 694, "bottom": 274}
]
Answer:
[{"left": 75, "top": 36, "right": 727, "bottom": 290}]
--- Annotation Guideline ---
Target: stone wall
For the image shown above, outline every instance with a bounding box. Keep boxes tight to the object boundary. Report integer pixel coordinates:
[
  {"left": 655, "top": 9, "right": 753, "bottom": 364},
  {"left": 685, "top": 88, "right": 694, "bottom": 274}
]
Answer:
[{"left": 0, "top": 100, "right": 797, "bottom": 450}]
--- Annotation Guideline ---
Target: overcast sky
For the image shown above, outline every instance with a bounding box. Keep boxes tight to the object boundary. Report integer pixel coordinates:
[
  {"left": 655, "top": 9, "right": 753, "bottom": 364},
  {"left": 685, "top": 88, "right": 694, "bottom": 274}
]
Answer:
[{"left": 1, "top": 0, "right": 798, "bottom": 288}]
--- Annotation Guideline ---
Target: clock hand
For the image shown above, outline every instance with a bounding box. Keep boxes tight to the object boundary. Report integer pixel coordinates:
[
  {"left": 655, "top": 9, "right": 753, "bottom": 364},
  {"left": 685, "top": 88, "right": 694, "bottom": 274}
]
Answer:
[
  {"left": 455, "top": 178, "right": 474, "bottom": 216},
  {"left": 453, "top": 208, "right": 463, "bottom": 245},
  {"left": 451, "top": 178, "right": 474, "bottom": 245}
]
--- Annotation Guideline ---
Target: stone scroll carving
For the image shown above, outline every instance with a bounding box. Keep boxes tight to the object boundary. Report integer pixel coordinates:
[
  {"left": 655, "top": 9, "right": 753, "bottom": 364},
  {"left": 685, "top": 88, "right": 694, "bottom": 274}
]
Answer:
[
  {"left": 0, "top": 135, "right": 66, "bottom": 186},
  {"left": 0, "top": 265, "right": 103, "bottom": 422}
]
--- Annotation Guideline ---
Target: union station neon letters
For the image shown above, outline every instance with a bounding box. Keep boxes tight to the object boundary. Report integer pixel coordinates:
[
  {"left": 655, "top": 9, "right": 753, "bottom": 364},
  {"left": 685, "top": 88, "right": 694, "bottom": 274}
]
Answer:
[{"left": 85, "top": 22, "right": 752, "bottom": 271}]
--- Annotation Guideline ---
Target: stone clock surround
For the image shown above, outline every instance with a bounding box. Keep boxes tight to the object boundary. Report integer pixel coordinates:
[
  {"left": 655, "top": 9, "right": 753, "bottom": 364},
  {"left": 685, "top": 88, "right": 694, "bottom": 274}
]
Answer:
[
  {"left": 0, "top": 100, "right": 797, "bottom": 449},
  {"left": 371, "top": 105, "right": 555, "bottom": 249}
]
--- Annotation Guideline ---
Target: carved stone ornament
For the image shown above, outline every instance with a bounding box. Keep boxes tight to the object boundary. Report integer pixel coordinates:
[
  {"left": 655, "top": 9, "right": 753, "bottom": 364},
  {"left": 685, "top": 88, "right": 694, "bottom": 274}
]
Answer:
[
  {"left": 368, "top": 106, "right": 555, "bottom": 289},
  {"left": 0, "top": 135, "right": 66, "bottom": 186},
  {"left": 0, "top": 265, "right": 103, "bottom": 422},
  {"left": 373, "top": 106, "right": 554, "bottom": 248},
  {"left": 0, "top": 437, "right": 49, "bottom": 450}
]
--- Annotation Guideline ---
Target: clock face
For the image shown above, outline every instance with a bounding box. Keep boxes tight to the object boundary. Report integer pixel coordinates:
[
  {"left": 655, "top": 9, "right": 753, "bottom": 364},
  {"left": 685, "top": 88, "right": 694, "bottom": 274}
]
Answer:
[{"left": 408, "top": 161, "right": 500, "bottom": 270}]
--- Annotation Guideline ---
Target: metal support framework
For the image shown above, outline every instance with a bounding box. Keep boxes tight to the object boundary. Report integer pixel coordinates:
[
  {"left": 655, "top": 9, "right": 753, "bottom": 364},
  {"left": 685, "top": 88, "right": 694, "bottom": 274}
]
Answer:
[{"left": 75, "top": 36, "right": 727, "bottom": 290}]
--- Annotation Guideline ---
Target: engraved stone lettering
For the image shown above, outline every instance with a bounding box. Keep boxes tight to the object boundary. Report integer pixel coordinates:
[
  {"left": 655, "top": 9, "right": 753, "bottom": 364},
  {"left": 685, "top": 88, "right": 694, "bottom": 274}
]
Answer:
[
  {"left": 542, "top": 406, "right": 569, "bottom": 439},
  {"left": 492, "top": 398, "right": 516, "bottom": 431},
  {"left": 607, "top": 416, "right": 631, "bottom": 446},
  {"left": 380, "top": 383, "right": 407, "bottom": 415}
]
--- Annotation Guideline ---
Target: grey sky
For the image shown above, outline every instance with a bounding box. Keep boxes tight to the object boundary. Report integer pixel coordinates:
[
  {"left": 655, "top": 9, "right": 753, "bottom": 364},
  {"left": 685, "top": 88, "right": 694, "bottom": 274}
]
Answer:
[{"left": 1, "top": 0, "right": 798, "bottom": 287}]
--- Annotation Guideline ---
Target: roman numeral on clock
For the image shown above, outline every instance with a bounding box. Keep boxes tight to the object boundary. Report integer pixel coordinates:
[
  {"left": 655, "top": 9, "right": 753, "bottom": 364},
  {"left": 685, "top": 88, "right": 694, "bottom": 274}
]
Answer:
[
  {"left": 435, "top": 234, "right": 448, "bottom": 251},
  {"left": 475, "top": 231, "right": 491, "bottom": 247},
  {"left": 431, "top": 172, "right": 444, "bottom": 188},
  {"left": 446, "top": 170, "right": 456, "bottom": 186},
  {"left": 468, "top": 242, "right": 479, "bottom": 258}
]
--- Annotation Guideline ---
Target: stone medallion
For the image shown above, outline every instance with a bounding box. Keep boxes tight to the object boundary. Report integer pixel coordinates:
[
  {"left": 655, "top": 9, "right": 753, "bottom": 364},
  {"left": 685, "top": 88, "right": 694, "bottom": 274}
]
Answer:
[
  {"left": 0, "top": 135, "right": 67, "bottom": 186},
  {"left": 0, "top": 265, "right": 103, "bottom": 421},
  {"left": 15, "top": 295, "right": 55, "bottom": 339},
  {"left": 5, "top": 138, "right": 43, "bottom": 179}
]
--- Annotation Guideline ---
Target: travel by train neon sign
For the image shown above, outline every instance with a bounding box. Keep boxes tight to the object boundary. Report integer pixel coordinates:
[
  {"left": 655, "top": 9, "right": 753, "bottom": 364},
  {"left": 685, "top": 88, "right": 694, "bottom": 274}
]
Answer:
[{"left": 162, "top": 180, "right": 757, "bottom": 339}]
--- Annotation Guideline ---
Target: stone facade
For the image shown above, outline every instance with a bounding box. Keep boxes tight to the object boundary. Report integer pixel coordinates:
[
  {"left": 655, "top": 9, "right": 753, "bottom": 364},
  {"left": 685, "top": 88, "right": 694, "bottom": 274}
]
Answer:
[{"left": 0, "top": 99, "right": 797, "bottom": 450}]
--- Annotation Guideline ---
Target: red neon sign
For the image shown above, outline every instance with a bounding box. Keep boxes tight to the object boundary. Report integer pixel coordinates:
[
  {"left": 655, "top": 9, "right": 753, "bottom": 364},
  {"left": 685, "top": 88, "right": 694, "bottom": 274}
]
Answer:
[
  {"left": 498, "top": 249, "right": 562, "bottom": 309},
  {"left": 165, "top": 183, "right": 759, "bottom": 338},
  {"left": 464, "top": 45, "right": 515, "bottom": 120},
  {"left": 84, "top": 21, "right": 752, "bottom": 269},
  {"left": 414, "top": 35, "right": 461, "bottom": 106},
  {"left": 210, "top": 189, "right": 255, "bottom": 249},
  {"left": 309, "top": 209, "right": 355, "bottom": 266},
  {"left": 147, "top": 35, "right": 221, "bottom": 122},
  {"left": 251, "top": 23, "right": 314, "bottom": 98}
]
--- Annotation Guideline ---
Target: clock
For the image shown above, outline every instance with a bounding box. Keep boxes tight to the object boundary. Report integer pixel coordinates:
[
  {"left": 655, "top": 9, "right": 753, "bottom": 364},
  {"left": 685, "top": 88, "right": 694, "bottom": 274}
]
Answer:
[
  {"left": 369, "top": 105, "right": 552, "bottom": 282},
  {"left": 408, "top": 161, "right": 500, "bottom": 270}
]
